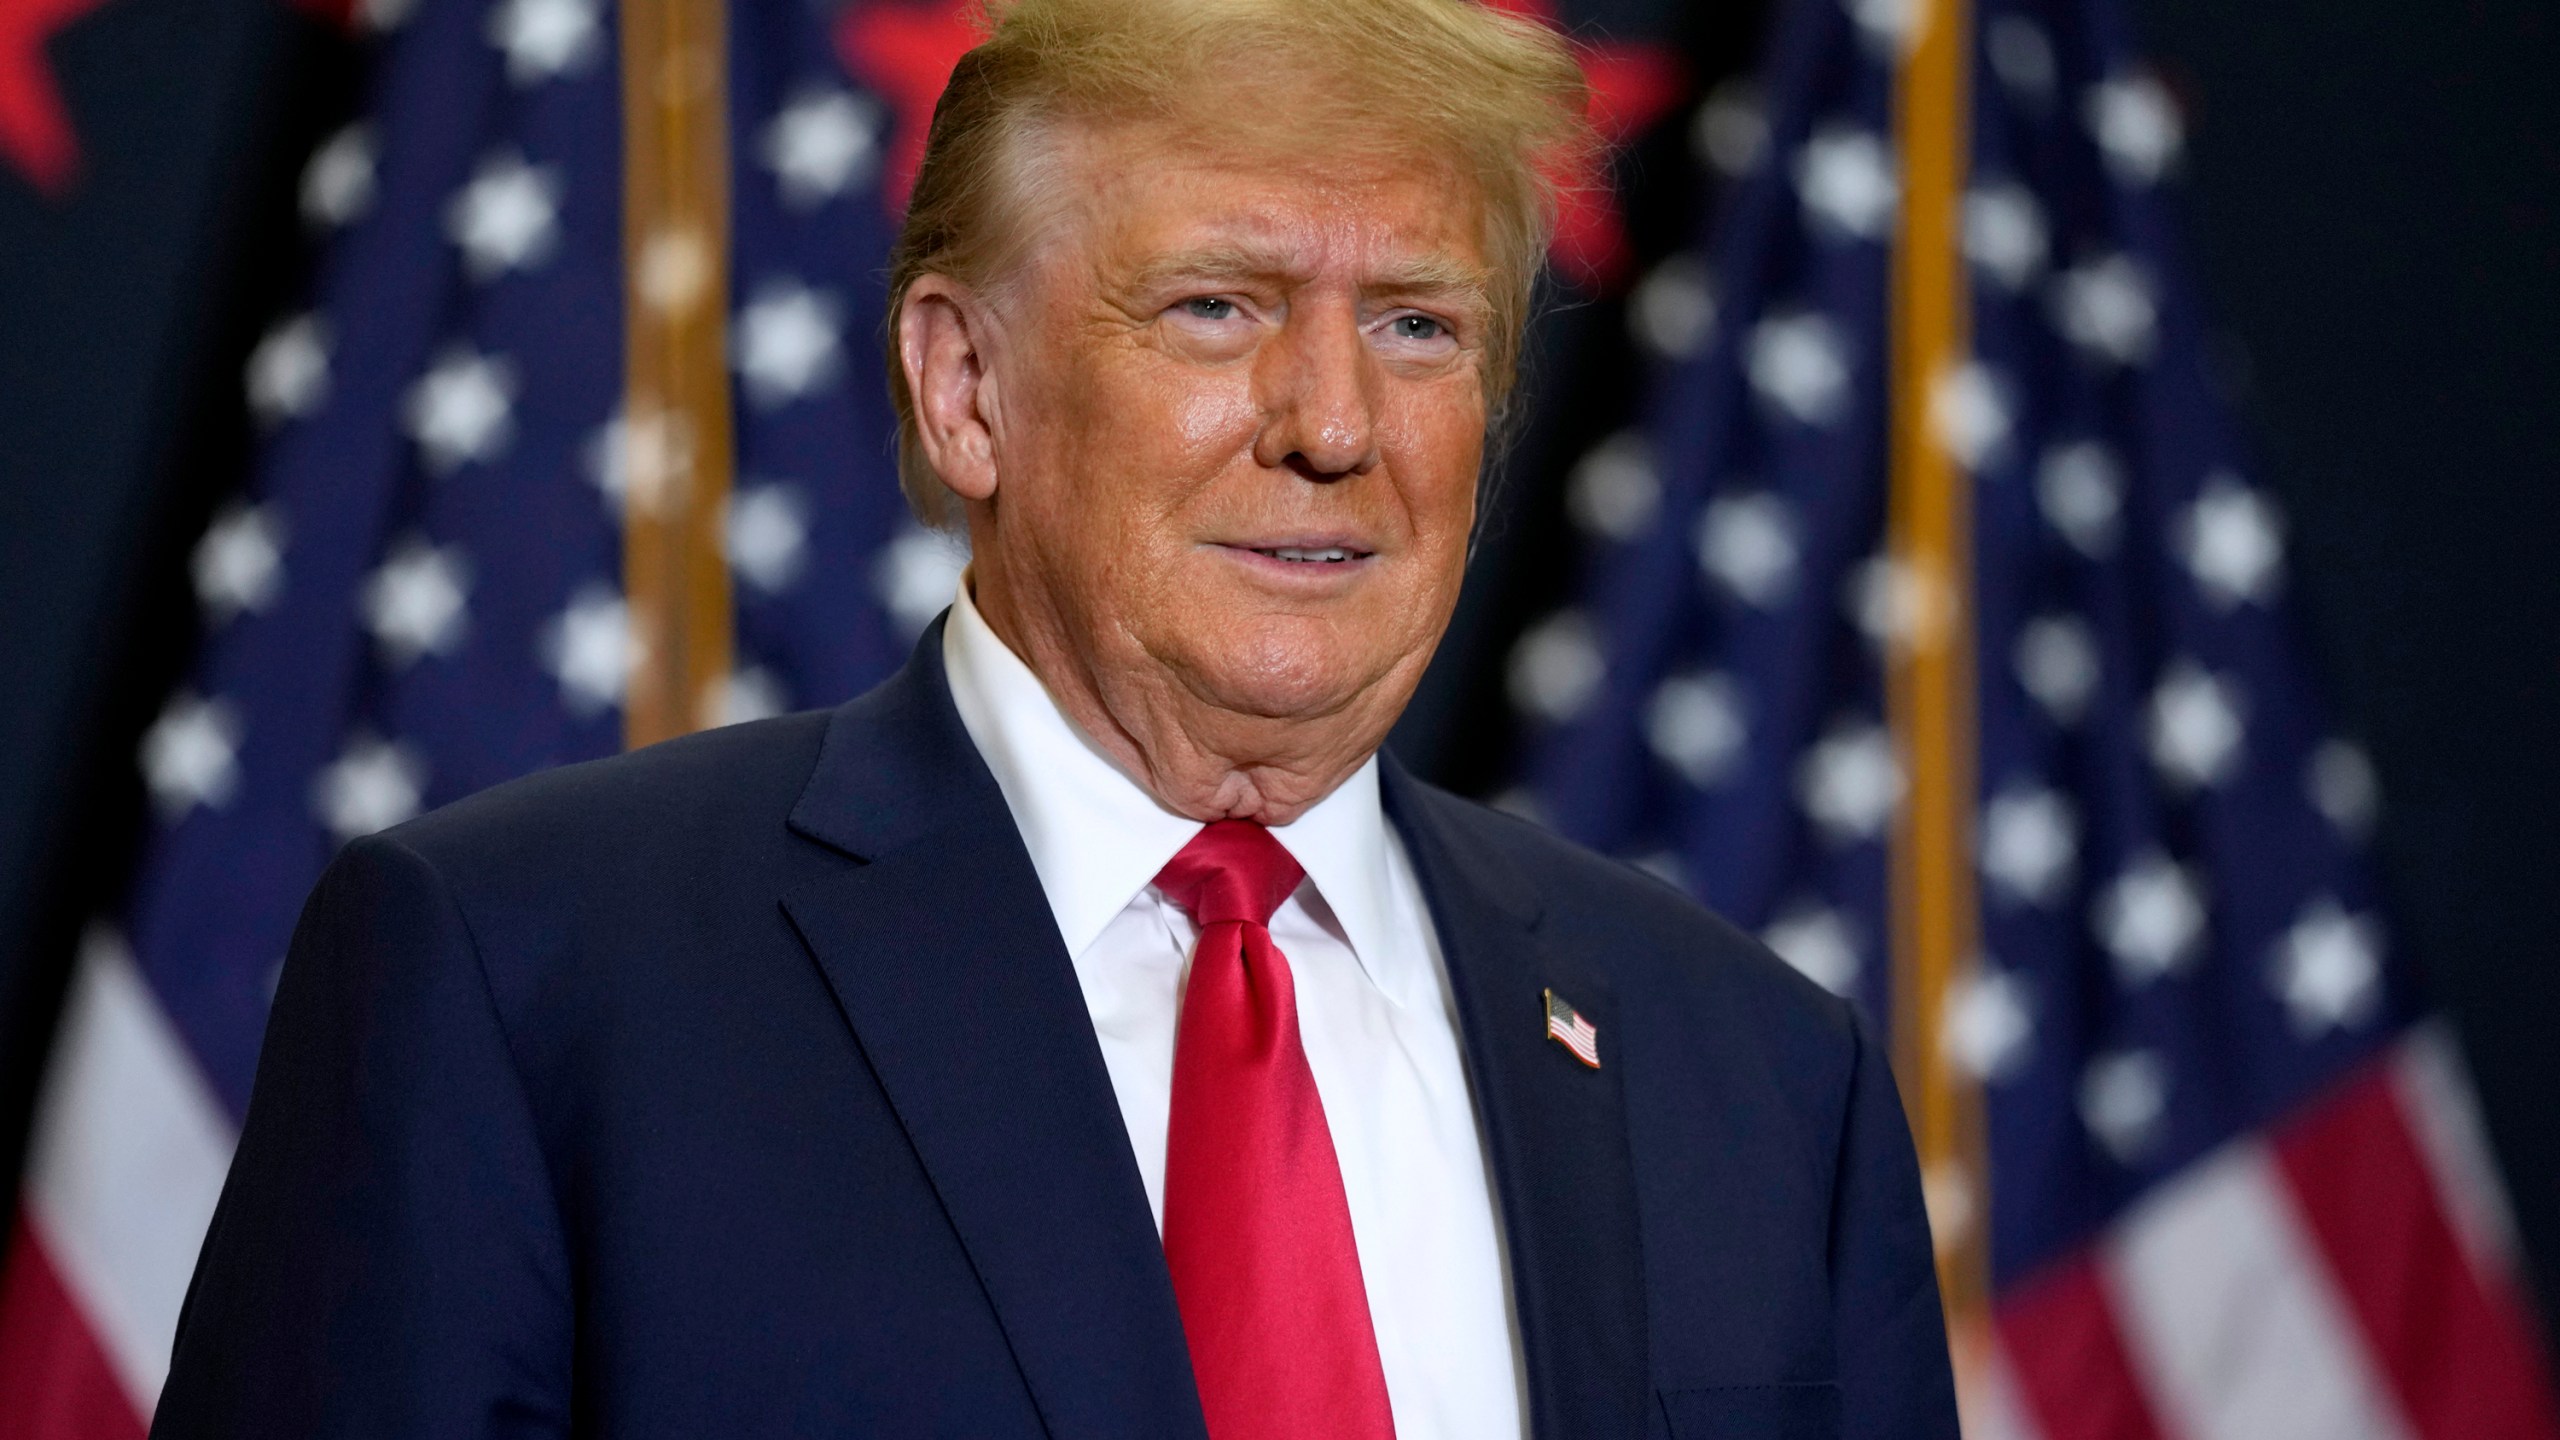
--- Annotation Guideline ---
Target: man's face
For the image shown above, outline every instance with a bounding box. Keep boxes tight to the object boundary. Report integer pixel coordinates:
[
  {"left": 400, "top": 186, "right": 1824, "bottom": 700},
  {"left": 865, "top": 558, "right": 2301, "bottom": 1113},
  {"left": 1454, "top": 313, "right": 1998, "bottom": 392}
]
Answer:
[{"left": 971, "top": 122, "right": 1492, "bottom": 743}]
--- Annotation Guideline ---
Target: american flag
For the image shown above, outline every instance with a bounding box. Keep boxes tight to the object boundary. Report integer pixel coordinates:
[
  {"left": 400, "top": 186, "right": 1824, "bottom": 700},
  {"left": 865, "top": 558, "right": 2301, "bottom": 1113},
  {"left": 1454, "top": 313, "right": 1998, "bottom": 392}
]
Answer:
[
  {"left": 0, "top": 0, "right": 976, "bottom": 1429},
  {"left": 1515, "top": 0, "right": 2560, "bottom": 1435},
  {"left": 1545, "top": 988, "right": 1602, "bottom": 1069}
]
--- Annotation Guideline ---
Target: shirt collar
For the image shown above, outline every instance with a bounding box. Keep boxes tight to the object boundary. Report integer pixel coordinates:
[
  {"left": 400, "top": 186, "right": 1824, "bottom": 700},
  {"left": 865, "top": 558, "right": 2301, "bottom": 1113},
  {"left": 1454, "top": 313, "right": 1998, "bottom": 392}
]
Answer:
[{"left": 940, "top": 581, "right": 1410, "bottom": 1002}]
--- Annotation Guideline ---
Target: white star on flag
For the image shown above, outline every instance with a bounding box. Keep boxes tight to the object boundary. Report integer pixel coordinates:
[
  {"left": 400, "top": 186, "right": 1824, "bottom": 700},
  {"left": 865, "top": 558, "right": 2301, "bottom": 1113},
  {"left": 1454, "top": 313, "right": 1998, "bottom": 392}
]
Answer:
[
  {"left": 1923, "top": 1164, "right": 1977, "bottom": 1254},
  {"left": 726, "top": 483, "right": 812, "bottom": 595},
  {"left": 486, "top": 0, "right": 601, "bottom": 86},
  {"left": 2148, "top": 660, "right": 2248, "bottom": 790},
  {"left": 2309, "top": 739, "right": 2382, "bottom": 840},
  {"left": 1628, "top": 254, "right": 1716, "bottom": 360},
  {"left": 2037, "top": 440, "right": 2125, "bottom": 558},
  {"left": 300, "top": 122, "right": 377, "bottom": 229},
  {"left": 1762, "top": 902, "right": 1861, "bottom": 996},
  {"left": 141, "top": 693, "right": 244, "bottom": 819},
  {"left": 634, "top": 227, "right": 715, "bottom": 315},
  {"left": 2081, "top": 1049, "right": 2169, "bottom": 1163},
  {"left": 359, "top": 0, "right": 417, "bottom": 32},
  {"left": 2051, "top": 253, "right": 2158, "bottom": 366},
  {"left": 734, "top": 280, "right": 847, "bottom": 409},
  {"left": 2271, "top": 898, "right": 2386, "bottom": 1037},
  {"left": 1846, "top": 554, "right": 1953, "bottom": 652},
  {"left": 1690, "top": 79, "right": 1768, "bottom": 177},
  {"left": 447, "top": 151, "right": 563, "bottom": 280},
  {"left": 1981, "top": 782, "right": 2078, "bottom": 907},
  {"left": 404, "top": 347, "right": 518, "bottom": 473},
  {"left": 761, "top": 89, "right": 883, "bottom": 209},
  {"left": 1964, "top": 180, "right": 2048, "bottom": 291},
  {"left": 1694, "top": 491, "right": 1801, "bottom": 607},
  {"left": 2015, "top": 613, "right": 2101, "bottom": 725},
  {"left": 2176, "top": 473, "right": 2286, "bottom": 608},
  {"left": 1794, "top": 124, "right": 1899, "bottom": 240},
  {"left": 1631, "top": 851, "right": 1689, "bottom": 889},
  {"left": 2086, "top": 72, "right": 2184, "bottom": 185},
  {"left": 247, "top": 313, "right": 331, "bottom": 424},
  {"left": 1929, "top": 360, "right": 2014, "bottom": 471},
  {"left": 361, "top": 539, "right": 473, "bottom": 667},
  {"left": 1747, "top": 311, "right": 1851, "bottom": 425},
  {"left": 193, "top": 502, "right": 287, "bottom": 624},
  {"left": 1797, "top": 720, "right": 1904, "bottom": 845},
  {"left": 871, "top": 525, "right": 971, "bottom": 639},
  {"left": 1986, "top": 15, "right": 2057, "bottom": 103},
  {"left": 1508, "top": 610, "right": 1607, "bottom": 724},
  {"left": 1845, "top": 0, "right": 1920, "bottom": 55},
  {"left": 1567, "top": 432, "right": 1662, "bottom": 540},
  {"left": 542, "top": 585, "right": 639, "bottom": 716},
  {"left": 585, "top": 406, "right": 698, "bottom": 518},
  {"left": 1644, "top": 672, "right": 1748, "bottom": 787},
  {"left": 2098, "top": 850, "right": 2207, "bottom": 985},
  {"left": 312, "top": 734, "right": 429, "bottom": 843},
  {"left": 1943, "top": 967, "right": 2036, "bottom": 1082},
  {"left": 704, "top": 667, "right": 793, "bottom": 728}
]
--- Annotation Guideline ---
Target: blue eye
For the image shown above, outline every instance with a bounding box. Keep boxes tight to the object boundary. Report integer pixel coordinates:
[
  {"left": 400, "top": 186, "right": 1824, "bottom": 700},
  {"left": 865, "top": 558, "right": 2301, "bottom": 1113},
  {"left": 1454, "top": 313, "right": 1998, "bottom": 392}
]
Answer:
[
  {"left": 1392, "top": 314, "right": 1447, "bottom": 341},
  {"left": 1181, "top": 297, "right": 1237, "bottom": 320}
]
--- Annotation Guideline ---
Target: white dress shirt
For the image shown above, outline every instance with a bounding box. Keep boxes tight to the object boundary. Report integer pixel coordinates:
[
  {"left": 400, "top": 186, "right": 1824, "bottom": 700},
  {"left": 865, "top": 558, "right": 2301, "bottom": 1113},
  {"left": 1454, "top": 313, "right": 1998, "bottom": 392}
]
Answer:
[{"left": 941, "top": 585, "right": 1529, "bottom": 1440}]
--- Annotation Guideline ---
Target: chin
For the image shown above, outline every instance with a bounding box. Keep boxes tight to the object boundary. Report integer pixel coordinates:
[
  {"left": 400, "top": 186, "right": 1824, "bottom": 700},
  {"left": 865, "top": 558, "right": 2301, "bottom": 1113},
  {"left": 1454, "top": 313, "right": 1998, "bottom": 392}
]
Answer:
[{"left": 1172, "top": 622, "right": 1384, "bottom": 722}]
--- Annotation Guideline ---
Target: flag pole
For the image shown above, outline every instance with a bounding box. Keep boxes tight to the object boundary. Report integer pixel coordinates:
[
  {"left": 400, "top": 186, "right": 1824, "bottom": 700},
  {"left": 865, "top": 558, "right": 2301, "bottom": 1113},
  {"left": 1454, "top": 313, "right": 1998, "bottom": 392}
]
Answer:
[
  {"left": 620, "top": 0, "right": 737, "bottom": 749},
  {"left": 1885, "top": 0, "right": 1989, "bottom": 1361}
]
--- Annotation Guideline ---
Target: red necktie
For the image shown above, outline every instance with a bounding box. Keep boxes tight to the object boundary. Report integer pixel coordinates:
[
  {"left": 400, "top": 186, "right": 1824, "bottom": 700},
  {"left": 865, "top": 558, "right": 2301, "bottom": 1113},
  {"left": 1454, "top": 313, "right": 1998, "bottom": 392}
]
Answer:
[{"left": 1155, "top": 821, "right": 1397, "bottom": 1440}]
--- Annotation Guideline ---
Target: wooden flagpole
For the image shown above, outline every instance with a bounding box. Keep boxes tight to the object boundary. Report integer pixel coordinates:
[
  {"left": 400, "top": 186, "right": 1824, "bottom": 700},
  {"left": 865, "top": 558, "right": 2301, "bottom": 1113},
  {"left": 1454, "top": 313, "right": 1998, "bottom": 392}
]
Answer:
[
  {"left": 1886, "top": 0, "right": 1990, "bottom": 1356},
  {"left": 619, "top": 0, "right": 736, "bottom": 750}
]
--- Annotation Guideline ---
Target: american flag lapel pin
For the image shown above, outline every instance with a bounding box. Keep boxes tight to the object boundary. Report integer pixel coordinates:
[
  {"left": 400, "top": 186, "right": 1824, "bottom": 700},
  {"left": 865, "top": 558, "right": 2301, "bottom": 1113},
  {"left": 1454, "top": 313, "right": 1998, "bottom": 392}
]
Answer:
[{"left": 1543, "top": 988, "right": 1601, "bottom": 1069}]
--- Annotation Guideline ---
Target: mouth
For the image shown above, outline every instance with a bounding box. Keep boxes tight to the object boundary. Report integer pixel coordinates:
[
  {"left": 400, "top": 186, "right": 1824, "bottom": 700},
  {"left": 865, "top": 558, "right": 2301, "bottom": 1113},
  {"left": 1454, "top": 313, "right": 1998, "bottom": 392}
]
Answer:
[
  {"left": 1242, "top": 544, "right": 1371, "bottom": 565},
  {"left": 1208, "top": 538, "right": 1382, "bottom": 589}
]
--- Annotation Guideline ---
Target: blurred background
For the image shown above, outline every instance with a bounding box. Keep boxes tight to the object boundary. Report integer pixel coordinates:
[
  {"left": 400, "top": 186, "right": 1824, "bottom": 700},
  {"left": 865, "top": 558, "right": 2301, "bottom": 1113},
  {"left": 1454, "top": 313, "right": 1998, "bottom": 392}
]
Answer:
[{"left": 0, "top": 0, "right": 2554, "bottom": 1433}]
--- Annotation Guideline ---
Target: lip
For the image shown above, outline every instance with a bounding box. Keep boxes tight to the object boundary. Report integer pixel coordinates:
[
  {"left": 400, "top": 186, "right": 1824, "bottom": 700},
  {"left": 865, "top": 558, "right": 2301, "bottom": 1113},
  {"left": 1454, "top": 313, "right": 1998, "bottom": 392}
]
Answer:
[
  {"left": 1206, "top": 537, "right": 1382, "bottom": 586},
  {"left": 1211, "top": 534, "right": 1379, "bottom": 560}
]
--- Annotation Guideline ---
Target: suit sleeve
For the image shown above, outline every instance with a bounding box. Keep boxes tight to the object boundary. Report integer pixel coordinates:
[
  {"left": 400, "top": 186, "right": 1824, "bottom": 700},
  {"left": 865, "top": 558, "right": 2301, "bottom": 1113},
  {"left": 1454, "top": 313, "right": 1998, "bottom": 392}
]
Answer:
[
  {"left": 153, "top": 834, "right": 573, "bottom": 1439},
  {"left": 1827, "top": 1006, "right": 1962, "bottom": 1439}
]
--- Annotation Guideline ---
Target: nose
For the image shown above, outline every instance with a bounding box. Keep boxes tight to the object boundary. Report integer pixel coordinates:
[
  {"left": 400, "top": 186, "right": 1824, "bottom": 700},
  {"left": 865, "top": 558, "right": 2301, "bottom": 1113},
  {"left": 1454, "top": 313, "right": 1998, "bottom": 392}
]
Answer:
[{"left": 1252, "top": 299, "right": 1382, "bottom": 480}]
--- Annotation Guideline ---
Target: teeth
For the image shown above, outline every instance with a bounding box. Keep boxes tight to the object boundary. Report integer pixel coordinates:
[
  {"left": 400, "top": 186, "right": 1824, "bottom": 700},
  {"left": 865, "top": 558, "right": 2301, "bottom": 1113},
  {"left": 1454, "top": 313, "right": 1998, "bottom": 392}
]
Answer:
[{"left": 1264, "top": 546, "right": 1353, "bottom": 563}]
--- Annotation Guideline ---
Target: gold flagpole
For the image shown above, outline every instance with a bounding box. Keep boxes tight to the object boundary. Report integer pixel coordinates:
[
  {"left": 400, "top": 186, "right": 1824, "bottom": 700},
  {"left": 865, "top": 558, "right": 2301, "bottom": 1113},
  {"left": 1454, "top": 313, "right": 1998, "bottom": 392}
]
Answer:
[
  {"left": 1886, "top": 0, "right": 1989, "bottom": 1370},
  {"left": 620, "top": 0, "right": 736, "bottom": 750}
]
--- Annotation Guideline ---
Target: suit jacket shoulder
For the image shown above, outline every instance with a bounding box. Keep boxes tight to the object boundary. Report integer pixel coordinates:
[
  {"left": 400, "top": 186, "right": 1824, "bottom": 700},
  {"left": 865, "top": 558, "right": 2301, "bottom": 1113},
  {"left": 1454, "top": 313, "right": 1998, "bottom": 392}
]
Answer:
[{"left": 386, "top": 709, "right": 834, "bottom": 904}]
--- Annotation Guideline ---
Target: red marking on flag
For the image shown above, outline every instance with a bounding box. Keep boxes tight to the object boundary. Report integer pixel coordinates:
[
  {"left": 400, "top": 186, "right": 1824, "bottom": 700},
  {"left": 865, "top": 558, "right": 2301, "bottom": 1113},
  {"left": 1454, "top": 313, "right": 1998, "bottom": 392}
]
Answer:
[
  {"left": 288, "top": 0, "right": 359, "bottom": 30},
  {"left": 1995, "top": 1252, "right": 2170, "bottom": 1440},
  {"left": 2273, "top": 1064, "right": 2560, "bottom": 1440},
  {"left": 0, "top": 0, "right": 113, "bottom": 194},
  {"left": 1482, "top": 0, "right": 1687, "bottom": 290},
  {"left": 833, "top": 0, "right": 982, "bottom": 215},
  {"left": 0, "top": 1215, "right": 146, "bottom": 1440}
]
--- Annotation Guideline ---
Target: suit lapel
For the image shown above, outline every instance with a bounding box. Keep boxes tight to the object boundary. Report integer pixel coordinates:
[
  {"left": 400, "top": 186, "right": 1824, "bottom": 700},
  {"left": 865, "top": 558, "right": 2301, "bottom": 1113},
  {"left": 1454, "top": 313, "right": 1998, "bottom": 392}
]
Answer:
[
  {"left": 782, "top": 622, "right": 1207, "bottom": 1440},
  {"left": 1385, "top": 761, "right": 1651, "bottom": 1440}
]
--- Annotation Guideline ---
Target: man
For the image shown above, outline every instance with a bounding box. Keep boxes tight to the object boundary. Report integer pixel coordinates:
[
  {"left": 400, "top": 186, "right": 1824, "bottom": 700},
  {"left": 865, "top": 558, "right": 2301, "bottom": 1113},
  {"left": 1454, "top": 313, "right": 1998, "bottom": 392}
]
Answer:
[{"left": 156, "top": 0, "right": 1959, "bottom": 1435}]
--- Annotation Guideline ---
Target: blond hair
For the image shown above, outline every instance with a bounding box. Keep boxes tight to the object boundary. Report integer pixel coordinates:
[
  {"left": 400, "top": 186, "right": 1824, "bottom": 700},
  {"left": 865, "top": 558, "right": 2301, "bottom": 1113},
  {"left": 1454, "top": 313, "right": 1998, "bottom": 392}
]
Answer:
[{"left": 884, "top": 0, "right": 1593, "bottom": 528}]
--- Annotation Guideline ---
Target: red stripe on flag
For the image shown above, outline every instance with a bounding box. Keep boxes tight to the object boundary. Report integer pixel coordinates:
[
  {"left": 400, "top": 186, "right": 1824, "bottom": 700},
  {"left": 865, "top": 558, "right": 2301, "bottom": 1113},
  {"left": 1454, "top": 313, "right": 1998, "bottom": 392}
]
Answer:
[
  {"left": 1996, "top": 1252, "right": 2175, "bottom": 1440},
  {"left": 2273, "top": 1063, "right": 2560, "bottom": 1440},
  {"left": 0, "top": 1214, "right": 146, "bottom": 1440}
]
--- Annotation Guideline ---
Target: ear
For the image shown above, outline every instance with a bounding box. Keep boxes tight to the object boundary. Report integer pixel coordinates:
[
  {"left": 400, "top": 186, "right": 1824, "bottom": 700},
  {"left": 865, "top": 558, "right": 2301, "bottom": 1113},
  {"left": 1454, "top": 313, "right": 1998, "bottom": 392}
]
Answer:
[{"left": 898, "top": 275, "right": 1002, "bottom": 503}]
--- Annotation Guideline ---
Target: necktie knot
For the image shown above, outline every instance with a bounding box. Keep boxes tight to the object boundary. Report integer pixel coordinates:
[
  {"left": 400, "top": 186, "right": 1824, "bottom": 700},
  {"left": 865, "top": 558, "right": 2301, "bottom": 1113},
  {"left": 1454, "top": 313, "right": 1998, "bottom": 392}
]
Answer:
[{"left": 1154, "top": 820, "right": 1304, "bottom": 929}]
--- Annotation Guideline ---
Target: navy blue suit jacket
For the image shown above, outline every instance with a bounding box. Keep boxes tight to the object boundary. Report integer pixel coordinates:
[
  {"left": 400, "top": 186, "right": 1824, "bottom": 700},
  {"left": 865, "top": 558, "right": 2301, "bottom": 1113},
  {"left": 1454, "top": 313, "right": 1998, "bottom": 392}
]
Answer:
[{"left": 156, "top": 623, "right": 1957, "bottom": 1439}]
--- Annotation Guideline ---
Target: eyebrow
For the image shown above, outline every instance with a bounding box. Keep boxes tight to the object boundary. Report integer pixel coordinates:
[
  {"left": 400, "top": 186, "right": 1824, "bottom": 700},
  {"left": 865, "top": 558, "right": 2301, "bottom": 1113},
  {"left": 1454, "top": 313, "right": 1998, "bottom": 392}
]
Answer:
[{"left": 1123, "top": 242, "right": 1494, "bottom": 312}]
